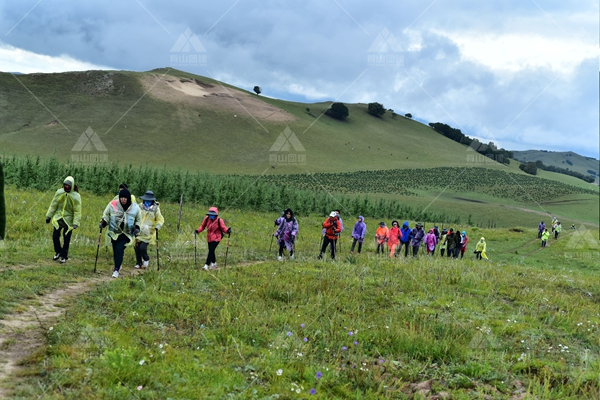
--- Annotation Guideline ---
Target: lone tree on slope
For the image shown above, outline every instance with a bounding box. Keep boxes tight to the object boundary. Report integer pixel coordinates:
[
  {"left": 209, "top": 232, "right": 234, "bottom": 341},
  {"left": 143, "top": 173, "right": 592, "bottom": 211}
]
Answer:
[
  {"left": 253, "top": 86, "right": 262, "bottom": 96},
  {"left": 325, "top": 102, "right": 350, "bottom": 120},
  {"left": 367, "top": 102, "right": 386, "bottom": 117}
]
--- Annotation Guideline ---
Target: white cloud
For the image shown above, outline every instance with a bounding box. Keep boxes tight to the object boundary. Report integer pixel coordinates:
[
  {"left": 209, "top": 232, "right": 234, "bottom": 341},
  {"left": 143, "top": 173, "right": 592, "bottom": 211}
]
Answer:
[
  {"left": 435, "top": 31, "right": 598, "bottom": 75},
  {"left": 0, "top": 41, "right": 111, "bottom": 73},
  {"left": 286, "top": 83, "right": 328, "bottom": 100}
]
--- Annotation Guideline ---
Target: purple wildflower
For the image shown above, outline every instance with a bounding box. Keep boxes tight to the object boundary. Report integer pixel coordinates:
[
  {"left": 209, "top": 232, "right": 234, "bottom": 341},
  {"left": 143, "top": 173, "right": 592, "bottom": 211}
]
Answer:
[
  {"left": 354, "top": 341, "right": 358, "bottom": 346},
  {"left": 316, "top": 371, "right": 322, "bottom": 379},
  {"left": 342, "top": 346, "right": 347, "bottom": 351},
  {"left": 348, "top": 331, "right": 353, "bottom": 336},
  {"left": 303, "top": 337, "right": 308, "bottom": 342},
  {"left": 287, "top": 331, "right": 292, "bottom": 337},
  {"left": 301, "top": 323, "right": 305, "bottom": 328},
  {"left": 310, "top": 388, "right": 316, "bottom": 395}
]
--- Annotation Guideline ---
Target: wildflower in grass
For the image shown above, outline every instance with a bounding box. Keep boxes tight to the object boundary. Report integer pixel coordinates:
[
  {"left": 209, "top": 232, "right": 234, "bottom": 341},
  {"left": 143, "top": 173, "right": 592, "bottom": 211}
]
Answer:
[
  {"left": 310, "top": 388, "right": 316, "bottom": 395},
  {"left": 342, "top": 346, "right": 347, "bottom": 351},
  {"left": 354, "top": 341, "right": 358, "bottom": 346},
  {"left": 287, "top": 331, "right": 292, "bottom": 337},
  {"left": 304, "top": 337, "right": 308, "bottom": 342},
  {"left": 137, "top": 386, "right": 143, "bottom": 391},
  {"left": 316, "top": 371, "right": 322, "bottom": 379},
  {"left": 348, "top": 331, "right": 353, "bottom": 336},
  {"left": 139, "top": 360, "right": 145, "bottom": 365},
  {"left": 301, "top": 323, "right": 305, "bottom": 328},
  {"left": 276, "top": 369, "right": 283, "bottom": 376}
]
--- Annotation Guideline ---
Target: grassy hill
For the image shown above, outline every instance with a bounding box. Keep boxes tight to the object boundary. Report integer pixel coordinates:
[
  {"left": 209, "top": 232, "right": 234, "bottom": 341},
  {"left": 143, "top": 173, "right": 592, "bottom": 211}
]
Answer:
[
  {"left": 0, "top": 68, "right": 510, "bottom": 174},
  {"left": 512, "top": 150, "right": 599, "bottom": 183}
]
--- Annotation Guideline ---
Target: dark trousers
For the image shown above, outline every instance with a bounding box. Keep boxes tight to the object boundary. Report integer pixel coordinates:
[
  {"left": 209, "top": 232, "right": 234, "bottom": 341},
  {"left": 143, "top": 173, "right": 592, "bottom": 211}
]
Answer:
[
  {"left": 279, "top": 242, "right": 294, "bottom": 257},
  {"left": 554, "top": 231, "right": 559, "bottom": 239},
  {"left": 206, "top": 241, "right": 220, "bottom": 265},
  {"left": 111, "top": 234, "right": 130, "bottom": 271},
  {"left": 448, "top": 247, "right": 456, "bottom": 258},
  {"left": 397, "top": 241, "right": 410, "bottom": 257},
  {"left": 475, "top": 251, "right": 482, "bottom": 259},
  {"left": 134, "top": 241, "right": 150, "bottom": 265},
  {"left": 440, "top": 248, "right": 446, "bottom": 257},
  {"left": 541, "top": 240, "right": 547, "bottom": 247},
  {"left": 350, "top": 238, "right": 362, "bottom": 253},
  {"left": 319, "top": 237, "right": 336, "bottom": 259},
  {"left": 376, "top": 243, "right": 385, "bottom": 254},
  {"left": 412, "top": 245, "right": 420, "bottom": 257},
  {"left": 52, "top": 219, "right": 72, "bottom": 259}
]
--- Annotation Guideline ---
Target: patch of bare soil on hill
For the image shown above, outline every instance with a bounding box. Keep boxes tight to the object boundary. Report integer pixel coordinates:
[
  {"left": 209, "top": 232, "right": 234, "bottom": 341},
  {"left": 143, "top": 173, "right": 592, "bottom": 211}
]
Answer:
[{"left": 140, "top": 74, "right": 296, "bottom": 122}]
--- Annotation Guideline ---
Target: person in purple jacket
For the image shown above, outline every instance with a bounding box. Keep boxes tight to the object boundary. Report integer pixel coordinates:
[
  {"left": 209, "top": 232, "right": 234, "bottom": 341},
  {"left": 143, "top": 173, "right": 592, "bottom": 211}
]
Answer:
[
  {"left": 537, "top": 221, "right": 545, "bottom": 239},
  {"left": 411, "top": 222, "right": 425, "bottom": 257},
  {"left": 350, "top": 215, "right": 367, "bottom": 254},
  {"left": 276, "top": 208, "right": 298, "bottom": 260}
]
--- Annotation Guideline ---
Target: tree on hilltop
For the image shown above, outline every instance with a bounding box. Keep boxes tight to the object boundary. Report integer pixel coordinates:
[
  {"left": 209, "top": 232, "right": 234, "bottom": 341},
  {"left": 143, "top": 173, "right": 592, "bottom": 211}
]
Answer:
[
  {"left": 367, "top": 102, "right": 386, "bottom": 117},
  {"left": 253, "top": 86, "right": 261, "bottom": 96},
  {"left": 325, "top": 102, "right": 349, "bottom": 120},
  {"left": 405, "top": 113, "right": 412, "bottom": 119}
]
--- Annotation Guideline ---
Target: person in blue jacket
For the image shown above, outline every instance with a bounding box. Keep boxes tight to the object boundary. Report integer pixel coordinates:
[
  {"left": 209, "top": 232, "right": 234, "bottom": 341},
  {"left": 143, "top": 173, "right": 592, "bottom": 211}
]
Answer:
[
  {"left": 350, "top": 215, "right": 366, "bottom": 254},
  {"left": 396, "top": 221, "right": 412, "bottom": 257}
]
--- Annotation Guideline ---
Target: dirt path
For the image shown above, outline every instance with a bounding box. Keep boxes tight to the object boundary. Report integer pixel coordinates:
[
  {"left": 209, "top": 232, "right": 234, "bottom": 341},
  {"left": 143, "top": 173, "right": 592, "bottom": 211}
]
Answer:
[{"left": 501, "top": 205, "right": 600, "bottom": 228}]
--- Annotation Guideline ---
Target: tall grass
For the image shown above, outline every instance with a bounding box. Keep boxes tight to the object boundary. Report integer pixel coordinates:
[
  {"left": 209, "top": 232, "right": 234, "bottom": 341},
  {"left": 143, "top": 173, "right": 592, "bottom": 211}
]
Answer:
[{"left": 0, "top": 160, "right": 5, "bottom": 239}]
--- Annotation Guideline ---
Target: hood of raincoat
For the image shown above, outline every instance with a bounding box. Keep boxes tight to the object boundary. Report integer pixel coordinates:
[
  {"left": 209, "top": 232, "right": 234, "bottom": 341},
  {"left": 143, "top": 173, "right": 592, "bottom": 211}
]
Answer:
[
  {"left": 207, "top": 206, "right": 219, "bottom": 216},
  {"left": 63, "top": 176, "right": 75, "bottom": 187},
  {"left": 403, "top": 221, "right": 409, "bottom": 228}
]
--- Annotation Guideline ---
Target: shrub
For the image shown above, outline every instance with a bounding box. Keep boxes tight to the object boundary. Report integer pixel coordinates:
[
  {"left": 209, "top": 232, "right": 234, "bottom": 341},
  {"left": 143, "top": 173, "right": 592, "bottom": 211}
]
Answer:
[
  {"left": 325, "top": 102, "right": 349, "bottom": 120},
  {"left": 367, "top": 102, "right": 386, "bottom": 117}
]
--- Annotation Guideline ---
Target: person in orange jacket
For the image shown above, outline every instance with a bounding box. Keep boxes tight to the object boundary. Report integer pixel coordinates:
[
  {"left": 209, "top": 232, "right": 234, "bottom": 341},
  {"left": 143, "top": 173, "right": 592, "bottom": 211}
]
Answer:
[
  {"left": 375, "top": 221, "right": 389, "bottom": 255},
  {"left": 387, "top": 220, "right": 400, "bottom": 258},
  {"left": 194, "top": 207, "right": 230, "bottom": 270},
  {"left": 318, "top": 212, "right": 342, "bottom": 260}
]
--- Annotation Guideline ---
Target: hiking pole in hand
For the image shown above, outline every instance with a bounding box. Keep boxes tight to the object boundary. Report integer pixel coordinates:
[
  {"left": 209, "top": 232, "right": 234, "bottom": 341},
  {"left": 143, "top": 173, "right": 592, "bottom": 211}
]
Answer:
[
  {"left": 94, "top": 226, "right": 103, "bottom": 273},
  {"left": 224, "top": 230, "right": 231, "bottom": 268},
  {"left": 155, "top": 229, "right": 160, "bottom": 271},
  {"left": 194, "top": 231, "right": 197, "bottom": 267}
]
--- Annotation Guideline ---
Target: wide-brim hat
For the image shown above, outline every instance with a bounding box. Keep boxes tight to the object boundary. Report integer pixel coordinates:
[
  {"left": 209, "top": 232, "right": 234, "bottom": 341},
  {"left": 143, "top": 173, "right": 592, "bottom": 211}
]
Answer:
[
  {"left": 416, "top": 222, "right": 423, "bottom": 227},
  {"left": 140, "top": 190, "right": 156, "bottom": 201}
]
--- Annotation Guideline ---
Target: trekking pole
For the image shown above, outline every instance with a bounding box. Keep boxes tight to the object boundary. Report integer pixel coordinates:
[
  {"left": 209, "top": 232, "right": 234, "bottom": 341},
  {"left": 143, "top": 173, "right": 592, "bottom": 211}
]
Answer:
[
  {"left": 194, "top": 231, "right": 197, "bottom": 267},
  {"left": 94, "top": 227, "right": 103, "bottom": 273},
  {"left": 155, "top": 229, "right": 160, "bottom": 271},
  {"left": 224, "top": 231, "right": 231, "bottom": 268}
]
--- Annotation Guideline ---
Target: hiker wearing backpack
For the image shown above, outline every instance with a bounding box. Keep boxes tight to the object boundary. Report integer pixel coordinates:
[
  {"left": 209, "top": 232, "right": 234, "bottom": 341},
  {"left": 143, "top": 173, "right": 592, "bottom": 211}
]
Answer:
[
  {"left": 275, "top": 208, "right": 298, "bottom": 260},
  {"left": 446, "top": 228, "right": 458, "bottom": 258},
  {"left": 554, "top": 222, "right": 562, "bottom": 239},
  {"left": 431, "top": 226, "right": 441, "bottom": 255},
  {"left": 350, "top": 215, "right": 366, "bottom": 254},
  {"left": 439, "top": 229, "right": 448, "bottom": 257},
  {"left": 538, "top": 221, "right": 545, "bottom": 238},
  {"left": 375, "top": 222, "right": 388, "bottom": 255},
  {"left": 397, "top": 221, "right": 412, "bottom": 257},
  {"left": 45, "top": 176, "right": 81, "bottom": 263},
  {"left": 459, "top": 231, "right": 469, "bottom": 259},
  {"left": 195, "top": 207, "right": 231, "bottom": 270},
  {"left": 318, "top": 212, "right": 341, "bottom": 260},
  {"left": 134, "top": 191, "right": 164, "bottom": 269},
  {"left": 387, "top": 220, "right": 400, "bottom": 258},
  {"left": 411, "top": 222, "right": 425, "bottom": 257},
  {"left": 100, "top": 188, "right": 142, "bottom": 278},
  {"left": 424, "top": 228, "right": 438, "bottom": 255}
]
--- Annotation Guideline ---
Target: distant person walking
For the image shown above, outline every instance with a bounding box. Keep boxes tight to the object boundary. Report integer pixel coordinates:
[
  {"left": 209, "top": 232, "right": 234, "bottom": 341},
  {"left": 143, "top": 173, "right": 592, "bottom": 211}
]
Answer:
[
  {"left": 100, "top": 188, "right": 142, "bottom": 278},
  {"left": 439, "top": 229, "right": 448, "bottom": 257},
  {"left": 45, "top": 176, "right": 81, "bottom": 263},
  {"left": 431, "top": 225, "right": 441, "bottom": 255},
  {"left": 318, "top": 212, "right": 342, "bottom": 260},
  {"left": 538, "top": 221, "right": 546, "bottom": 239},
  {"left": 397, "top": 221, "right": 412, "bottom": 257},
  {"left": 551, "top": 217, "right": 558, "bottom": 233},
  {"left": 375, "top": 222, "right": 388, "bottom": 255},
  {"left": 411, "top": 222, "right": 425, "bottom": 257},
  {"left": 387, "top": 221, "right": 401, "bottom": 258},
  {"left": 446, "top": 228, "right": 458, "bottom": 258},
  {"left": 275, "top": 208, "right": 298, "bottom": 260},
  {"left": 554, "top": 222, "right": 562, "bottom": 239},
  {"left": 194, "top": 207, "right": 230, "bottom": 270},
  {"left": 350, "top": 216, "right": 366, "bottom": 254},
  {"left": 474, "top": 237, "right": 488, "bottom": 260},
  {"left": 541, "top": 228, "right": 549, "bottom": 247},
  {"left": 424, "top": 228, "right": 438, "bottom": 255},
  {"left": 459, "top": 231, "right": 469, "bottom": 259},
  {"left": 134, "top": 191, "right": 164, "bottom": 269}
]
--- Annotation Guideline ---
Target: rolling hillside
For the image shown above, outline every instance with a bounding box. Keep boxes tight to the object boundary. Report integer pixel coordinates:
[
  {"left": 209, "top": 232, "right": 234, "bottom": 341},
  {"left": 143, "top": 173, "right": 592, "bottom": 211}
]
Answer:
[{"left": 512, "top": 150, "right": 599, "bottom": 183}]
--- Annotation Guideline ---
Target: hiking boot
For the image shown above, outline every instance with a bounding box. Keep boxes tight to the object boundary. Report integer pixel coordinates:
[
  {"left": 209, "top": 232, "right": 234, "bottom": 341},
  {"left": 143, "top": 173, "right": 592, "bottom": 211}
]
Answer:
[
  {"left": 290, "top": 254, "right": 294, "bottom": 260},
  {"left": 59, "top": 258, "right": 67, "bottom": 264},
  {"left": 143, "top": 260, "right": 149, "bottom": 269},
  {"left": 112, "top": 270, "right": 119, "bottom": 278},
  {"left": 134, "top": 264, "right": 142, "bottom": 269},
  {"left": 210, "top": 263, "right": 217, "bottom": 270},
  {"left": 278, "top": 256, "right": 283, "bottom": 261},
  {"left": 203, "top": 264, "right": 209, "bottom": 270},
  {"left": 53, "top": 253, "right": 60, "bottom": 261}
]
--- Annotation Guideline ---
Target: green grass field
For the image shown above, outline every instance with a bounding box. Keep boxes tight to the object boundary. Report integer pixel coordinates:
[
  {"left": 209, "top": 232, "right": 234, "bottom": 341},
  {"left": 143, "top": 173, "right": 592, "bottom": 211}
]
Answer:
[{"left": 1, "top": 185, "right": 599, "bottom": 399}]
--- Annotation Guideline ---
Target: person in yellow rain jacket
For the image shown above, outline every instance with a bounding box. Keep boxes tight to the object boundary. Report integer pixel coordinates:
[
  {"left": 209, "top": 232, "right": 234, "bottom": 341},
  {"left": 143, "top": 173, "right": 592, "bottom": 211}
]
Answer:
[
  {"left": 474, "top": 237, "right": 488, "bottom": 260},
  {"left": 541, "top": 228, "right": 550, "bottom": 247},
  {"left": 134, "top": 191, "right": 164, "bottom": 269},
  {"left": 45, "top": 176, "right": 82, "bottom": 263}
]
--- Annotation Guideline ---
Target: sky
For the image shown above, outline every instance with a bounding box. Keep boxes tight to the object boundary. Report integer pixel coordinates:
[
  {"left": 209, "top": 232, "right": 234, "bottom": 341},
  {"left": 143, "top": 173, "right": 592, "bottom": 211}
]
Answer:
[{"left": 1, "top": 0, "right": 598, "bottom": 158}]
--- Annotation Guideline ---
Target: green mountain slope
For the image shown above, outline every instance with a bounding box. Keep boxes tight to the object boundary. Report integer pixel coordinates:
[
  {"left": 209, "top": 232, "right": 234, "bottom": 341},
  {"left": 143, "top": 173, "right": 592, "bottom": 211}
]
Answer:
[{"left": 512, "top": 150, "right": 599, "bottom": 183}]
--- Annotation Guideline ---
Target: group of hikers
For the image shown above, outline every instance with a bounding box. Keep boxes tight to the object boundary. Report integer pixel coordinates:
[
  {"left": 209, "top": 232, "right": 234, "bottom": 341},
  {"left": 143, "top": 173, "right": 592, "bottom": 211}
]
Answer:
[
  {"left": 274, "top": 209, "right": 489, "bottom": 261},
  {"left": 46, "top": 177, "right": 489, "bottom": 278},
  {"left": 537, "top": 217, "right": 564, "bottom": 247}
]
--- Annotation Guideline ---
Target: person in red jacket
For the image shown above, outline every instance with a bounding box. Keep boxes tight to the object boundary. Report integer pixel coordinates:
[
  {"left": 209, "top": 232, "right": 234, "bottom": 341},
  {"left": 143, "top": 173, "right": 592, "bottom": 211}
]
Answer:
[
  {"left": 318, "top": 212, "right": 342, "bottom": 260},
  {"left": 194, "top": 207, "right": 230, "bottom": 270},
  {"left": 387, "top": 220, "right": 400, "bottom": 258}
]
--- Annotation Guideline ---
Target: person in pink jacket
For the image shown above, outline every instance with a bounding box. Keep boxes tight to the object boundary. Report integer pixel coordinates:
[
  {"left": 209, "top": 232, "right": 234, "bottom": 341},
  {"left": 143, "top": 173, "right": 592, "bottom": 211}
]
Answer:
[
  {"left": 194, "top": 207, "right": 231, "bottom": 270},
  {"left": 424, "top": 228, "right": 438, "bottom": 255}
]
